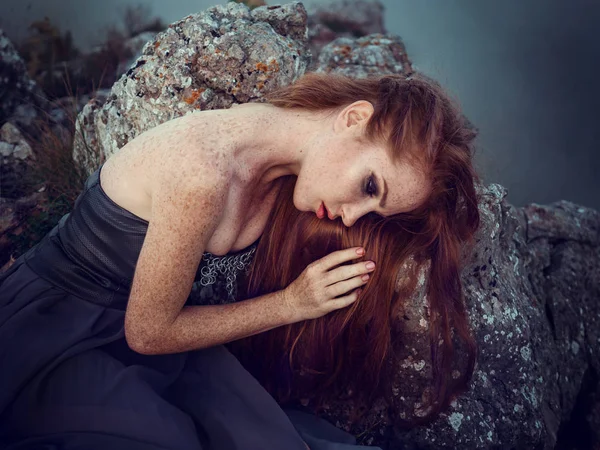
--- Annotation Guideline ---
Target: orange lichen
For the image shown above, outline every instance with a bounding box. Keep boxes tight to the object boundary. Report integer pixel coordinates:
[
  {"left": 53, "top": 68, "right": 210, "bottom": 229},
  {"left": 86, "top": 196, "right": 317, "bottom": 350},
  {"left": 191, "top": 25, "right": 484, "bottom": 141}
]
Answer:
[
  {"left": 183, "top": 89, "right": 203, "bottom": 104},
  {"left": 269, "top": 60, "right": 280, "bottom": 72},
  {"left": 255, "top": 59, "right": 280, "bottom": 73},
  {"left": 339, "top": 45, "right": 352, "bottom": 56}
]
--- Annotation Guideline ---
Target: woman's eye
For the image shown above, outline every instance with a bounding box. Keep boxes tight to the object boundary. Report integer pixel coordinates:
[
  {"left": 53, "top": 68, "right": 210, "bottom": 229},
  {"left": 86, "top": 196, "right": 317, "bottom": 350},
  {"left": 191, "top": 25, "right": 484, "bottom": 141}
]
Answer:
[{"left": 365, "top": 176, "right": 378, "bottom": 197}]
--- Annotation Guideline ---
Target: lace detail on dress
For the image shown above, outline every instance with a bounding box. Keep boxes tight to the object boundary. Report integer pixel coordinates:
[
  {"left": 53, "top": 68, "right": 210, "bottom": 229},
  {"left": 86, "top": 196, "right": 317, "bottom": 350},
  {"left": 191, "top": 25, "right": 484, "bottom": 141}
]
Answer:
[
  {"left": 199, "top": 248, "right": 257, "bottom": 297},
  {"left": 188, "top": 245, "right": 258, "bottom": 305}
]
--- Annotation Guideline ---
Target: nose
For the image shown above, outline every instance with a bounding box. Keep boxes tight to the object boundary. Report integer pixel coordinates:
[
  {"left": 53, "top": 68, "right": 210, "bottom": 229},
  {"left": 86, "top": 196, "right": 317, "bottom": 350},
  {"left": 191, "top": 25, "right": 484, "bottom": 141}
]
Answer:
[
  {"left": 342, "top": 207, "right": 359, "bottom": 227},
  {"left": 342, "top": 202, "right": 375, "bottom": 227}
]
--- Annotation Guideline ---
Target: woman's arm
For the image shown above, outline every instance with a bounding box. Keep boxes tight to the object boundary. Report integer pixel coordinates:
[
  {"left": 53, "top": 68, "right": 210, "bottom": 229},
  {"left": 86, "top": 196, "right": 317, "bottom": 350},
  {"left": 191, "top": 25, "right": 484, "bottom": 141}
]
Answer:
[
  {"left": 134, "top": 290, "right": 294, "bottom": 355},
  {"left": 124, "top": 156, "right": 294, "bottom": 355}
]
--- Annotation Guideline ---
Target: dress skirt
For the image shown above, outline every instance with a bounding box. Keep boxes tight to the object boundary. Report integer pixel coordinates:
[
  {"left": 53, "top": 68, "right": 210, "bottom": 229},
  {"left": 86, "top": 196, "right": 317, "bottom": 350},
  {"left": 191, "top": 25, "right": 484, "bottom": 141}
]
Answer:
[{"left": 0, "top": 255, "right": 379, "bottom": 450}]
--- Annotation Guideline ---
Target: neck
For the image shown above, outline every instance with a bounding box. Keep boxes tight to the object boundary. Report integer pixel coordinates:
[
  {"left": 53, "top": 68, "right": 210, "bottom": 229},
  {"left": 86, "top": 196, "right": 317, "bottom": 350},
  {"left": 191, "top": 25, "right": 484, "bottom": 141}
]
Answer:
[{"left": 224, "top": 103, "right": 328, "bottom": 187}]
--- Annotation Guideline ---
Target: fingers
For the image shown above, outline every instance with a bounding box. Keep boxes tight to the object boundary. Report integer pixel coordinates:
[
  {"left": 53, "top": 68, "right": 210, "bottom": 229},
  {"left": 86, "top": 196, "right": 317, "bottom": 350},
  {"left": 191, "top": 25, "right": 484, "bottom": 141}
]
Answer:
[
  {"left": 325, "top": 259, "right": 375, "bottom": 286},
  {"left": 315, "top": 247, "right": 365, "bottom": 272},
  {"left": 328, "top": 289, "right": 361, "bottom": 311},
  {"left": 325, "top": 273, "right": 369, "bottom": 298}
]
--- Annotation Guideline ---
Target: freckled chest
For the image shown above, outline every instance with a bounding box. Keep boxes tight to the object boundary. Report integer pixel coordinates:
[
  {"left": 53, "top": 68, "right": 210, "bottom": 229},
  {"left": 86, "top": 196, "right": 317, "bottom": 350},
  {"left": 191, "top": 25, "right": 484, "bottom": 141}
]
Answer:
[
  {"left": 206, "top": 171, "right": 283, "bottom": 255},
  {"left": 101, "top": 111, "right": 282, "bottom": 256}
]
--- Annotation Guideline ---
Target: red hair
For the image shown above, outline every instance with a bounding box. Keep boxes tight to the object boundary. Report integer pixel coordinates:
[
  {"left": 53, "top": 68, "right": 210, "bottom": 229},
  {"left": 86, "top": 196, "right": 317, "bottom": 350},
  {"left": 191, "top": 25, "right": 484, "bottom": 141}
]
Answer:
[{"left": 226, "top": 72, "right": 481, "bottom": 427}]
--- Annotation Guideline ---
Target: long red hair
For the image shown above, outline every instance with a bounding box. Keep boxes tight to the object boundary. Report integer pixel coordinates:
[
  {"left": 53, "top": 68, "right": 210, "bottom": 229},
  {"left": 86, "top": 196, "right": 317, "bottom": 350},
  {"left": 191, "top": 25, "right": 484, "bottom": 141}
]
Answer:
[{"left": 226, "top": 71, "right": 481, "bottom": 427}]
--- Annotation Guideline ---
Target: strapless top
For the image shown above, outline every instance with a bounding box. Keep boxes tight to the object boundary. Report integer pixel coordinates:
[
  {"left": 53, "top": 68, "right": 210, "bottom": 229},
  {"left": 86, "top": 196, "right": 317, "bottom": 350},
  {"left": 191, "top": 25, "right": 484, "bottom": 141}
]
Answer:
[{"left": 22, "top": 163, "right": 259, "bottom": 310}]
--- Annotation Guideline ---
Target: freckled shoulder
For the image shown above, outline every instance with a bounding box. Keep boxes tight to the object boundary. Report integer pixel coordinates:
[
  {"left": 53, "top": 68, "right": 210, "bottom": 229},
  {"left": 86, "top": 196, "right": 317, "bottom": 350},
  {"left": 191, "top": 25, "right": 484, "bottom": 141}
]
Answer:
[{"left": 147, "top": 112, "right": 236, "bottom": 195}]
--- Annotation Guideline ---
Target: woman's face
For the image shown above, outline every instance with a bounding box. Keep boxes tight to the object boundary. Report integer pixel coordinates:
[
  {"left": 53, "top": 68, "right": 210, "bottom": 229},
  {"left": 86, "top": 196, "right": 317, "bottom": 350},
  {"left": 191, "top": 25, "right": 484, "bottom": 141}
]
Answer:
[{"left": 293, "top": 103, "right": 431, "bottom": 227}]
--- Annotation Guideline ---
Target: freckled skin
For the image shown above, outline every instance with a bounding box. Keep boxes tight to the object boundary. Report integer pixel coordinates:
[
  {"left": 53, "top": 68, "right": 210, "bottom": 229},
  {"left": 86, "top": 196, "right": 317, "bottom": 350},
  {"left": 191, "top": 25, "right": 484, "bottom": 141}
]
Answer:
[
  {"left": 103, "top": 101, "right": 430, "bottom": 355},
  {"left": 293, "top": 137, "right": 430, "bottom": 225}
]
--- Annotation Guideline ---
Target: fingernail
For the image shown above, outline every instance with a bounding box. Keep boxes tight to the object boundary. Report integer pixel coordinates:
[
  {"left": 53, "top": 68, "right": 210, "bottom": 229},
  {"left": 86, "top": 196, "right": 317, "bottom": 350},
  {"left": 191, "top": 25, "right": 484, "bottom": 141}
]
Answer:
[
  {"left": 356, "top": 247, "right": 365, "bottom": 255},
  {"left": 366, "top": 262, "right": 375, "bottom": 269}
]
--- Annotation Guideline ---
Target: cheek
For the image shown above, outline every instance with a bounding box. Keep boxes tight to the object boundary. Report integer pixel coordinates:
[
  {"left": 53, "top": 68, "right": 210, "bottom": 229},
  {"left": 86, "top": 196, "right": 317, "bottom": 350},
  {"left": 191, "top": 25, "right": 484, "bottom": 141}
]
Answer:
[{"left": 329, "top": 181, "right": 358, "bottom": 205}]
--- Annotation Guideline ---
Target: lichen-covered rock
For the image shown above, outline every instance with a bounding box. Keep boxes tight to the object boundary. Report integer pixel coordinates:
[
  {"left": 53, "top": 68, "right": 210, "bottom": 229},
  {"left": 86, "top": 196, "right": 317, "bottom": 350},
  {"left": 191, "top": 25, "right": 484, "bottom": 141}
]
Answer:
[
  {"left": 0, "top": 29, "right": 49, "bottom": 131},
  {"left": 0, "top": 122, "right": 35, "bottom": 161},
  {"left": 306, "top": 184, "right": 599, "bottom": 449},
  {"left": 306, "top": 0, "right": 387, "bottom": 71},
  {"left": 115, "top": 31, "right": 159, "bottom": 77},
  {"left": 0, "top": 123, "right": 36, "bottom": 199},
  {"left": 72, "top": 1, "right": 311, "bottom": 174},
  {"left": 70, "top": 2, "right": 600, "bottom": 448},
  {"left": 314, "top": 34, "right": 412, "bottom": 78}
]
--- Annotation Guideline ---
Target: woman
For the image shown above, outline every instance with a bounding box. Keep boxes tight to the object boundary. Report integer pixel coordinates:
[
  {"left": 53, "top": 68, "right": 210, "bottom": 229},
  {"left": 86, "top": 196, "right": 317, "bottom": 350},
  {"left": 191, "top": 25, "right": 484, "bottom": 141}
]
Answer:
[{"left": 0, "top": 72, "right": 480, "bottom": 449}]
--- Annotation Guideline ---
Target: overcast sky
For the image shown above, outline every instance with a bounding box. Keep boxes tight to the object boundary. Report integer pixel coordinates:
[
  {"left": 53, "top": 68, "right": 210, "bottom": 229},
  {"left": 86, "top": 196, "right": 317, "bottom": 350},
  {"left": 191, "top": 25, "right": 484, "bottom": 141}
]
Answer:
[{"left": 1, "top": 0, "right": 599, "bottom": 209}]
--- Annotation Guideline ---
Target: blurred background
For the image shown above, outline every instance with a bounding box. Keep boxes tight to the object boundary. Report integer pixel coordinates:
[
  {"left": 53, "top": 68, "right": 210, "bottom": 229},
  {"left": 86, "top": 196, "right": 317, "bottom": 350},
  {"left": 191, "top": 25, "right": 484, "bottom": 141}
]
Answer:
[{"left": 1, "top": 0, "right": 598, "bottom": 210}]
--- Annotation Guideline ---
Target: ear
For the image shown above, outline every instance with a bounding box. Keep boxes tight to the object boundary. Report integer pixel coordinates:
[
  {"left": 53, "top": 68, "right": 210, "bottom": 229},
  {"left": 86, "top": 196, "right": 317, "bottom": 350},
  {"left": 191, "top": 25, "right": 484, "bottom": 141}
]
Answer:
[{"left": 344, "top": 100, "right": 374, "bottom": 129}]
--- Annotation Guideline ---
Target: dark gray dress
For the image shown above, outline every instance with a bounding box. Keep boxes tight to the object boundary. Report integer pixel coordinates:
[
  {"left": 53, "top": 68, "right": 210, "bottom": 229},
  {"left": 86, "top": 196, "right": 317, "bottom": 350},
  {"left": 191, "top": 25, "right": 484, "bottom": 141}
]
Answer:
[{"left": 0, "top": 163, "right": 380, "bottom": 450}]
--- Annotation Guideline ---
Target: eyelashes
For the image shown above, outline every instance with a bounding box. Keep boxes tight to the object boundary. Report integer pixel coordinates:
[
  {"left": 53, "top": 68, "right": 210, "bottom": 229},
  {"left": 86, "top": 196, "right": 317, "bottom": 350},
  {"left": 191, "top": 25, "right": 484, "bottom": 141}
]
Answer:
[{"left": 364, "top": 174, "right": 378, "bottom": 197}]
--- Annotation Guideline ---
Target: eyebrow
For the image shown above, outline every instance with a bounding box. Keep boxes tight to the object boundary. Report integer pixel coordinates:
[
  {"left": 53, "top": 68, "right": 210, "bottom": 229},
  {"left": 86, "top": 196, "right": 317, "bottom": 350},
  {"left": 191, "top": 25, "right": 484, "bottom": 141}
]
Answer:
[{"left": 379, "top": 177, "right": 388, "bottom": 209}]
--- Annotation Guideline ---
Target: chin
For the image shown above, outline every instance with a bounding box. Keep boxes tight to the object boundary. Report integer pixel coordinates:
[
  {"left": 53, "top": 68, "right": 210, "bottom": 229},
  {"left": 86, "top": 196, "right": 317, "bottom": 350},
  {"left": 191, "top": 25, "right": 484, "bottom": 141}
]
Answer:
[
  {"left": 291, "top": 190, "right": 304, "bottom": 212},
  {"left": 291, "top": 198, "right": 303, "bottom": 212}
]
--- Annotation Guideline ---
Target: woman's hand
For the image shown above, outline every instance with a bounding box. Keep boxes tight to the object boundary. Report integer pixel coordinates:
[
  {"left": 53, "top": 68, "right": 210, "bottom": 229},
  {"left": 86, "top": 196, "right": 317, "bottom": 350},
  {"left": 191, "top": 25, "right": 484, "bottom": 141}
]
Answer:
[{"left": 281, "top": 247, "right": 376, "bottom": 321}]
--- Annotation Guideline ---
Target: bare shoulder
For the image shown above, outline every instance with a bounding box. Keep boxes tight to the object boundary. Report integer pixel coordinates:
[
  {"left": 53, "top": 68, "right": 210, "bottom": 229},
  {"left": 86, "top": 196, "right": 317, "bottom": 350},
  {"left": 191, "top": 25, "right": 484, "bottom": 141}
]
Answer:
[
  {"left": 101, "top": 111, "right": 234, "bottom": 222},
  {"left": 147, "top": 113, "right": 235, "bottom": 225},
  {"left": 142, "top": 112, "right": 233, "bottom": 186}
]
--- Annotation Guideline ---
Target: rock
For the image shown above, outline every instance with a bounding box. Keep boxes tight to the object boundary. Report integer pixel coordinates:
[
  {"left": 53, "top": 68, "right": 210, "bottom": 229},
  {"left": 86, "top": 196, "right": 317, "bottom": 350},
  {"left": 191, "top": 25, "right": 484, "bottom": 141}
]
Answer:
[
  {"left": 0, "top": 122, "right": 35, "bottom": 161},
  {"left": 68, "top": 2, "right": 600, "bottom": 448},
  {"left": 314, "top": 34, "right": 412, "bottom": 78},
  {"left": 72, "top": 1, "right": 311, "bottom": 174},
  {"left": 0, "top": 123, "right": 36, "bottom": 199},
  {"left": 305, "top": 0, "right": 388, "bottom": 71},
  {"left": 115, "top": 32, "right": 158, "bottom": 77},
  {"left": 0, "top": 29, "right": 48, "bottom": 132},
  {"left": 305, "top": 185, "right": 599, "bottom": 449}
]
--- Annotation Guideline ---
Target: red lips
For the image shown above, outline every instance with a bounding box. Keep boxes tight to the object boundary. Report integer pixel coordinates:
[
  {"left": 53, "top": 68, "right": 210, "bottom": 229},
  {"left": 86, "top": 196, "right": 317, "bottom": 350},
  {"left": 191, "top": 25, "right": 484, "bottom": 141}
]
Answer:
[
  {"left": 325, "top": 203, "right": 335, "bottom": 220},
  {"left": 316, "top": 201, "right": 337, "bottom": 220},
  {"left": 316, "top": 202, "right": 325, "bottom": 219}
]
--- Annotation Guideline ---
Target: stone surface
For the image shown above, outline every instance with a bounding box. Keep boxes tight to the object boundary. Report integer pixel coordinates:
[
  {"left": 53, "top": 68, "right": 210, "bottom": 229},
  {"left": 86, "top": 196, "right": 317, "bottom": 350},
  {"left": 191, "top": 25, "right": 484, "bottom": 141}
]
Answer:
[
  {"left": 307, "top": 185, "right": 600, "bottom": 449},
  {"left": 115, "top": 31, "right": 158, "bottom": 77},
  {"left": 0, "top": 122, "right": 34, "bottom": 161},
  {"left": 0, "top": 122, "right": 36, "bottom": 199},
  {"left": 0, "top": 29, "right": 48, "bottom": 133},
  {"left": 314, "top": 34, "right": 412, "bottom": 78},
  {"left": 72, "top": 1, "right": 311, "bottom": 174},
  {"left": 68, "top": 2, "right": 600, "bottom": 448},
  {"left": 305, "top": 0, "right": 387, "bottom": 71}
]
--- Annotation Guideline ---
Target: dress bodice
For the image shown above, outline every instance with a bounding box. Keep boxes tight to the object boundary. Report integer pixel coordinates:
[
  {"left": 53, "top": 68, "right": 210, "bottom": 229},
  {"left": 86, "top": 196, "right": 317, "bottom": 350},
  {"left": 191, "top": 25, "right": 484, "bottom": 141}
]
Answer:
[{"left": 22, "top": 163, "right": 259, "bottom": 310}]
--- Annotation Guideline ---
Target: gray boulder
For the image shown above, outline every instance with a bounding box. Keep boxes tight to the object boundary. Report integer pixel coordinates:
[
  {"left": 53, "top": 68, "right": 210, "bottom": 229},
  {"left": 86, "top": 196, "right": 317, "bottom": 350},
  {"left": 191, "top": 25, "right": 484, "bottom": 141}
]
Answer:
[
  {"left": 305, "top": 0, "right": 389, "bottom": 71},
  {"left": 72, "top": 1, "right": 311, "bottom": 174},
  {"left": 0, "top": 29, "right": 47, "bottom": 132},
  {"left": 314, "top": 34, "right": 412, "bottom": 78},
  {"left": 0, "top": 122, "right": 36, "bottom": 199},
  {"left": 311, "top": 185, "right": 599, "bottom": 449}
]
